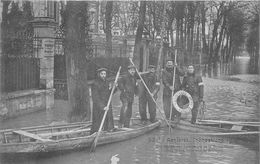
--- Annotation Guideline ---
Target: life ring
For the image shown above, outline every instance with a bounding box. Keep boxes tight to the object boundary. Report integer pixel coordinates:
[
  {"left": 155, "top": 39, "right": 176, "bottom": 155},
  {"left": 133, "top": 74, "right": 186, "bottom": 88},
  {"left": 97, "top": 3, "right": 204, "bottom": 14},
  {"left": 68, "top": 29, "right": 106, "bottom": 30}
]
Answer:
[{"left": 172, "top": 90, "right": 194, "bottom": 113}]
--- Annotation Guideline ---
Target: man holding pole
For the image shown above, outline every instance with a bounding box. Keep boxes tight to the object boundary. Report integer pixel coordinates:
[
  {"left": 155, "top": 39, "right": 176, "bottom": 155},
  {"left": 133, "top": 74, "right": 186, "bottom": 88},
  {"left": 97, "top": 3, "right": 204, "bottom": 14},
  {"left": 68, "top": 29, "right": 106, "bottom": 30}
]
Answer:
[
  {"left": 138, "top": 65, "right": 160, "bottom": 124},
  {"left": 90, "top": 68, "right": 115, "bottom": 134},
  {"left": 162, "top": 58, "right": 185, "bottom": 123},
  {"left": 118, "top": 65, "right": 138, "bottom": 128}
]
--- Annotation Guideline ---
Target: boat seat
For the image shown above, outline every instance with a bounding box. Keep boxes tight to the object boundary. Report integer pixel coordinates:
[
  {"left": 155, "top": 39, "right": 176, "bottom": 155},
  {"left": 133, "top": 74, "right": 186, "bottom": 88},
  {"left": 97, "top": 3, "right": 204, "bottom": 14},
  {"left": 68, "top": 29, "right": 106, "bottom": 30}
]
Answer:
[
  {"left": 13, "top": 130, "right": 52, "bottom": 142},
  {"left": 38, "top": 128, "right": 90, "bottom": 139},
  {"left": 231, "top": 125, "right": 243, "bottom": 131},
  {"left": 115, "top": 126, "right": 134, "bottom": 131}
]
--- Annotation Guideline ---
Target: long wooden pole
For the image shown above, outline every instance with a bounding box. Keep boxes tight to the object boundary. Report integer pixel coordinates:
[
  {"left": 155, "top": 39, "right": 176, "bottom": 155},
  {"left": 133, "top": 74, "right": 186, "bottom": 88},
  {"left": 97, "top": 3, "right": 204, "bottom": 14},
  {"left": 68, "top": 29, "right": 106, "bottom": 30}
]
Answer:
[
  {"left": 169, "top": 49, "right": 178, "bottom": 122},
  {"left": 129, "top": 58, "right": 171, "bottom": 128},
  {"left": 90, "top": 66, "right": 122, "bottom": 152}
]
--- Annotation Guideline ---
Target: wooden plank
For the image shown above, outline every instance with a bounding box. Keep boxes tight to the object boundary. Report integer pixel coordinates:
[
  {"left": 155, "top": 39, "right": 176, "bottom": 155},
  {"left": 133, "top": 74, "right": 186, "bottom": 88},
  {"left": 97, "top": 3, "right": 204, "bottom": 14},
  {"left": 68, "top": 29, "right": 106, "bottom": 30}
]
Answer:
[
  {"left": 231, "top": 125, "right": 243, "bottom": 131},
  {"left": 199, "top": 120, "right": 260, "bottom": 127},
  {"left": 38, "top": 128, "right": 90, "bottom": 139},
  {"left": 13, "top": 130, "right": 51, "bottom": 142},
  {"left": 114, "top": 126, "right": 134, "bottom": 131}
]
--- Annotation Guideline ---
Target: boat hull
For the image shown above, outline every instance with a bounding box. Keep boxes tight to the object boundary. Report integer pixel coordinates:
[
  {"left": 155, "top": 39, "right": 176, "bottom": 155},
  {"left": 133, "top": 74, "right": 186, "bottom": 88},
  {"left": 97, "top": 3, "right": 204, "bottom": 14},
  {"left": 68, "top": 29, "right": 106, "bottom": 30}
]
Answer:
[
  {"left": 0, "top": 120, "right": 161, "bottom": 154},
  {"left": 174, "top": 120, "right": 258, "bottom": 142}
]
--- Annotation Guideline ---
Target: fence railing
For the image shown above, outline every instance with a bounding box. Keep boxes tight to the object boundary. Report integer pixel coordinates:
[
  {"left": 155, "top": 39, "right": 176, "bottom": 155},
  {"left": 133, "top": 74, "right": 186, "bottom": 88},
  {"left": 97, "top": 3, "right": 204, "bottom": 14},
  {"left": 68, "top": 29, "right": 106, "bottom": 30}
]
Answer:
[{"left": 3, "top": 56, "right": 40, "bottom": 92}]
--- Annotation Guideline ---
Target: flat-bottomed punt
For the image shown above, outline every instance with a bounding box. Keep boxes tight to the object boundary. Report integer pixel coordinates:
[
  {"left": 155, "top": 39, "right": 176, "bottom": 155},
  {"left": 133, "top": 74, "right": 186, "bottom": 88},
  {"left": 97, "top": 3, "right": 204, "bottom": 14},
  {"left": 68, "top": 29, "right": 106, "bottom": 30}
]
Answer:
[
  {"left": 173, "top": 119, "right": 259, "bottom": 142},
  {"left": 0, "top": 119, "right": 161, "bottom": 154}
]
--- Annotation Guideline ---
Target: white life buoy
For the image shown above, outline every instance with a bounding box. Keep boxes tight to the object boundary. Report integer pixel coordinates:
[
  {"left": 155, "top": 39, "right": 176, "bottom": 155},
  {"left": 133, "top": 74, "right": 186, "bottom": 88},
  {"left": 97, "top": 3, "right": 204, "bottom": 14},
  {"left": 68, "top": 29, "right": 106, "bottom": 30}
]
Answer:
[{"left": 172, "top": 90, "right": 194, "bottom": 113}]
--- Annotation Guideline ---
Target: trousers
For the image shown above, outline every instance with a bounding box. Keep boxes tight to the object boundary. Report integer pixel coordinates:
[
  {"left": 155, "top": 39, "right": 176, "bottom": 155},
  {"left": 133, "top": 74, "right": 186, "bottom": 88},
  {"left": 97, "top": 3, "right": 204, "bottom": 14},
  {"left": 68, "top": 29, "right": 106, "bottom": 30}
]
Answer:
[
  {"left": 191, "top": 101, "right": 200, "bottom": 124},
  {"left": 119, "top": 98, "right": 133, "bottom": 128},
  {"left": 163, "top": 95, "right": 182, "bottom": 121},
  {"left": 139, "top": 92, "right": 156, "bottom": 122}
]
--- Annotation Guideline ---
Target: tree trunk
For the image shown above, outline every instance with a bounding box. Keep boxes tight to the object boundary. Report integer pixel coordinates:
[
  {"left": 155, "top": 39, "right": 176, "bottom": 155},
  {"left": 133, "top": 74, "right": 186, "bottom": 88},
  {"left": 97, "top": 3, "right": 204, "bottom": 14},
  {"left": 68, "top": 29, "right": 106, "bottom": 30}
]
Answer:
[
  {"left": 190, "top": 8, "right": 195, "bottom": 64},
  {"left": 133, "top": 1, "right": 146, "bottom": 70},
  {"left": 64, "top": 2, "right": 91, "bottom": 122},
  {"left": 105, "top": 1, "right": 113, "bottom": 57},
  {"left": 208, "top": 15, "right": 221, "bottom": 77},
  {"left": 156, "top": 2, "right": 167, "bottom": 79},
  {"left": 213, "top": 15, "right": 226, "bottom": 77},
  {"left": 201, "top": 2, "right": 208, "bottom": 54},
  {"left": 180, "top": 17, "right": 185, "bottom": 65}
]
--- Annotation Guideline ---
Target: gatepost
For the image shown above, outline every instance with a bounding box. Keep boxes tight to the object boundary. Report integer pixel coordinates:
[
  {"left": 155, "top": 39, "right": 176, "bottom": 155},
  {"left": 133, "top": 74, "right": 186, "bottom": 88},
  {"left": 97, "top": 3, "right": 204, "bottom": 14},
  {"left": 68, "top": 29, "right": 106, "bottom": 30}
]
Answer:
[{"left": 31, "top": 16, "right": 56, "bottom": 123}]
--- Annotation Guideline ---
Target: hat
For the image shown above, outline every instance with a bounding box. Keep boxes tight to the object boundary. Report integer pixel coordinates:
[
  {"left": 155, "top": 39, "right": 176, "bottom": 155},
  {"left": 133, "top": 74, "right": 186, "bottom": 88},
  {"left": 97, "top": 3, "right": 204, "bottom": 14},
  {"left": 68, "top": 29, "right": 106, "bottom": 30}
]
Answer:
[
  {"left": 165, "top": 57, "right": 173, "bottom": 62},
  {"left": 97, "top": 67, "right": 108, "bottom": 73},
  {"left": 127, "top": 65, "right": 135, "bottom": 69},
  {"left": 148, "top": 65, "right": 156, "bottom": 69}
]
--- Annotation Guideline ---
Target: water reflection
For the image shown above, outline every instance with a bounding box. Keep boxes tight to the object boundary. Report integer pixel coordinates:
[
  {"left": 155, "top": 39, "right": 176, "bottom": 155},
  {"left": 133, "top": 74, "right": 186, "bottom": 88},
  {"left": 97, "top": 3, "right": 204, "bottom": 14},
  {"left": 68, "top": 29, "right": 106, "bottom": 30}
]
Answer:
[
  {"left": 0, "top": 127, "right": 258, "bottom": 164},
  {"left": 234, "top": 56, "right": 250, "bottom": 74}
]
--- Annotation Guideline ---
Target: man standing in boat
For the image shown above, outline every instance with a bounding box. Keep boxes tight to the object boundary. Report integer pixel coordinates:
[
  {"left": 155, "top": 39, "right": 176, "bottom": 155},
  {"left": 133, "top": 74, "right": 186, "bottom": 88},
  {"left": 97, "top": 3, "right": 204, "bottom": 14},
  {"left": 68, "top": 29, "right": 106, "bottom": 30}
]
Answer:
[
  {"left": 91, "top": 68, "right": 115, "bottom": 134},
  {"left": 182, "top": 65, "right": 204, "bottom": 124},
  {"left": 162, "top": 58, "right": 185, "bottom": 123},
  {"left": 118, "top": 65, "right": 138, "bottom": 128},
  {"left": 138, "top": 65, "right": 160, "bottom": 124}
]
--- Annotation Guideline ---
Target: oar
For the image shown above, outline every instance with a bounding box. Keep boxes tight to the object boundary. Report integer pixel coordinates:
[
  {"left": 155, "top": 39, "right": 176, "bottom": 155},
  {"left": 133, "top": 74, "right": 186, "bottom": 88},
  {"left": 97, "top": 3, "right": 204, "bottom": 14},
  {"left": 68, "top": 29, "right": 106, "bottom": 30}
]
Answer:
[
  {"left": 129, "top": 58, "right": 171, "bottom": 128},
  {"left": 169, "top": 48, "right": 178, "bottom": 131},
  {"left": 90, "top": 66, "right": 122, "bottom": 152}
]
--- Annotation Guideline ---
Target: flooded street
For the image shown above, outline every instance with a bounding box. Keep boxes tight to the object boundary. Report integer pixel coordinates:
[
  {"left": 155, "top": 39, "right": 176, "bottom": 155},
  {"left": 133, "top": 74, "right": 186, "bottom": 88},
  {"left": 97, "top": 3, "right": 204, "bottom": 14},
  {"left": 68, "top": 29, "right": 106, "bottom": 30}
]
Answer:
[
  {"left": 0, "top": 55, "right": 259, "bottom": 164},
  {"left": 0, "top": 74, "right": 259, "bottom": 164}
]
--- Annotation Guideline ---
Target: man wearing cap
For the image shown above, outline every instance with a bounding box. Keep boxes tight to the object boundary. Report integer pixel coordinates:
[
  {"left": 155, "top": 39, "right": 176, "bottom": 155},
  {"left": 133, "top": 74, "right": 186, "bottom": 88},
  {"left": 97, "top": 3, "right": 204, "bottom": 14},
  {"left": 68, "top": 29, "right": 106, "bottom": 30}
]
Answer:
[
  {"left": 90, "top": 68, "right": 115, "bottom": 134},
  {"left": 138, "top": 65, "right": 160, "bottom": 124},
  {"left": 182, "top": 65, "right": 204, "bottom": 124},
  {"left": 118, "top": 65, "right": 138, "bottom": 128},
  {"left": 162, "top": 58, "right": 185, "bottom": 123}
]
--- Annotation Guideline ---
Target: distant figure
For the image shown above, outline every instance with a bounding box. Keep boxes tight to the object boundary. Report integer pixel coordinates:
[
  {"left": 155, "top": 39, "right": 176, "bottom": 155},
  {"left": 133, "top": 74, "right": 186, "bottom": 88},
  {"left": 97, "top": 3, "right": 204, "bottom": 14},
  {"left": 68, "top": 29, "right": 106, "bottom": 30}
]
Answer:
[
  {"left": 162, "top": 58, "right": 185, "bottom": 123},
  {"left": 118, "top": 65, "right": 138, "bottom": 128},
  {"left": 91, "top": 68, "right": 115, "bottom": 134},
  {"left": 138, "top": 65, "right": 160, "bottom": 124},
  {"left": 182, "top": 65, "right": 204, "bottom": 124}
]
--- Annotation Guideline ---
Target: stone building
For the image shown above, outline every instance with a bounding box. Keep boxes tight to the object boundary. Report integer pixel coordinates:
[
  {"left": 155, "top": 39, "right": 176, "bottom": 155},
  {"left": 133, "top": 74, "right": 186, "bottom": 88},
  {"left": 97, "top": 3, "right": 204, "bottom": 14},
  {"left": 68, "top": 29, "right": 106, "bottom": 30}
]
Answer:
[{"left": 0, "top": 1, "right": 57, "bottom": 120}]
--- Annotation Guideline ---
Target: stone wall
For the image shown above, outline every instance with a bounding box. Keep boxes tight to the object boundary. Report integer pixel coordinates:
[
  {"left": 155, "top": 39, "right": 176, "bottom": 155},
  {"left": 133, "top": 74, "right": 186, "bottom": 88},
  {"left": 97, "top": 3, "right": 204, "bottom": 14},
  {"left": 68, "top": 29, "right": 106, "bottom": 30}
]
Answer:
[{"left": 0, "top": 89, "right": 55, "bottom": 119}]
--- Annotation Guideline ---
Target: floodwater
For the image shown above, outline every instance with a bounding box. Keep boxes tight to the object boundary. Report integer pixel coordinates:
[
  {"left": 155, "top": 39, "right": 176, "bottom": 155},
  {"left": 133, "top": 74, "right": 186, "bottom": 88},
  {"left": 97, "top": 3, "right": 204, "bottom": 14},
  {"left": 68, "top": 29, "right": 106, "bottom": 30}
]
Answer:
[
  {"left": 233, "top": 56, "right": 250, "bottom": 74},
  {"left": 0, "top": 57, "right": 259, "bottom": 164},
  {"left": 0, "top": 127, "right": 258, "bottom": 164},
  {"left": 0, "top": 90, "right": 259, "bottom": 164}
]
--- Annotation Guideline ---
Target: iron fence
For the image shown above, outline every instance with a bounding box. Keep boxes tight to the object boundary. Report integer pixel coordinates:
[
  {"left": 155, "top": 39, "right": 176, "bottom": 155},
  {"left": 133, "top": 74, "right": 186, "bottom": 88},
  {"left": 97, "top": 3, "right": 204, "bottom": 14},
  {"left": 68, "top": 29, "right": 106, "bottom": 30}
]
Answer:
[{"left": 3, "top": 56, "right": 40, "bottom": 92}]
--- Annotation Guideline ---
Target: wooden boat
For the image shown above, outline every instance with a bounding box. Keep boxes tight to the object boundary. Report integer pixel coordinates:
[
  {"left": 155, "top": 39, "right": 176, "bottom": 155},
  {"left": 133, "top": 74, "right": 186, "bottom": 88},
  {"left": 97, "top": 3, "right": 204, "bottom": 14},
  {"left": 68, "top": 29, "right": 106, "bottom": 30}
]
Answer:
[
  {"left": 0, "top": 119, "right": 161, "bottom": 154},
  {"left": 172, "top": 119, "right": 259, "bottom": 142}
]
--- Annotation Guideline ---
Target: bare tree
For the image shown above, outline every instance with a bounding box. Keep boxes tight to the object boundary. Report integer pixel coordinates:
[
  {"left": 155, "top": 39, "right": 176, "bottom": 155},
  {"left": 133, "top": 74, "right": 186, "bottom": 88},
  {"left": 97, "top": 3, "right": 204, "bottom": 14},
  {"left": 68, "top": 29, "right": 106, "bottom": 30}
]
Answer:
[
  {"left": 64, "top": 1, "right": 91, "bottom": 122},
  {"left": 133, "top": 1, "right": 146, "bottom": 69},
  {"left": 105, "top": 1, "right": 113, "bottom": 57}
]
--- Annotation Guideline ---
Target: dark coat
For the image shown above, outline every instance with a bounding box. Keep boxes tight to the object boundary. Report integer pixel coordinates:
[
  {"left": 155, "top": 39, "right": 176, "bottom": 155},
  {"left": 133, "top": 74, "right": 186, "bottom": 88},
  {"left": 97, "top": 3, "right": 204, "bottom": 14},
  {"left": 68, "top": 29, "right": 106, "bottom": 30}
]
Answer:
[
  {"left": 162, "top": 67, "right": 185, "bottom": 96},
  {"left": 182, "top": 74, "right": 204, "bottom": 102},
  {"left": 91, "top": 78, "right": 114, "bottom": 134},
  {"left": 139, "top": 72, "right": 160, "bottom": 97},
  {"left": 118, "top": 72, "right": 138, "bottom": 103}
]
